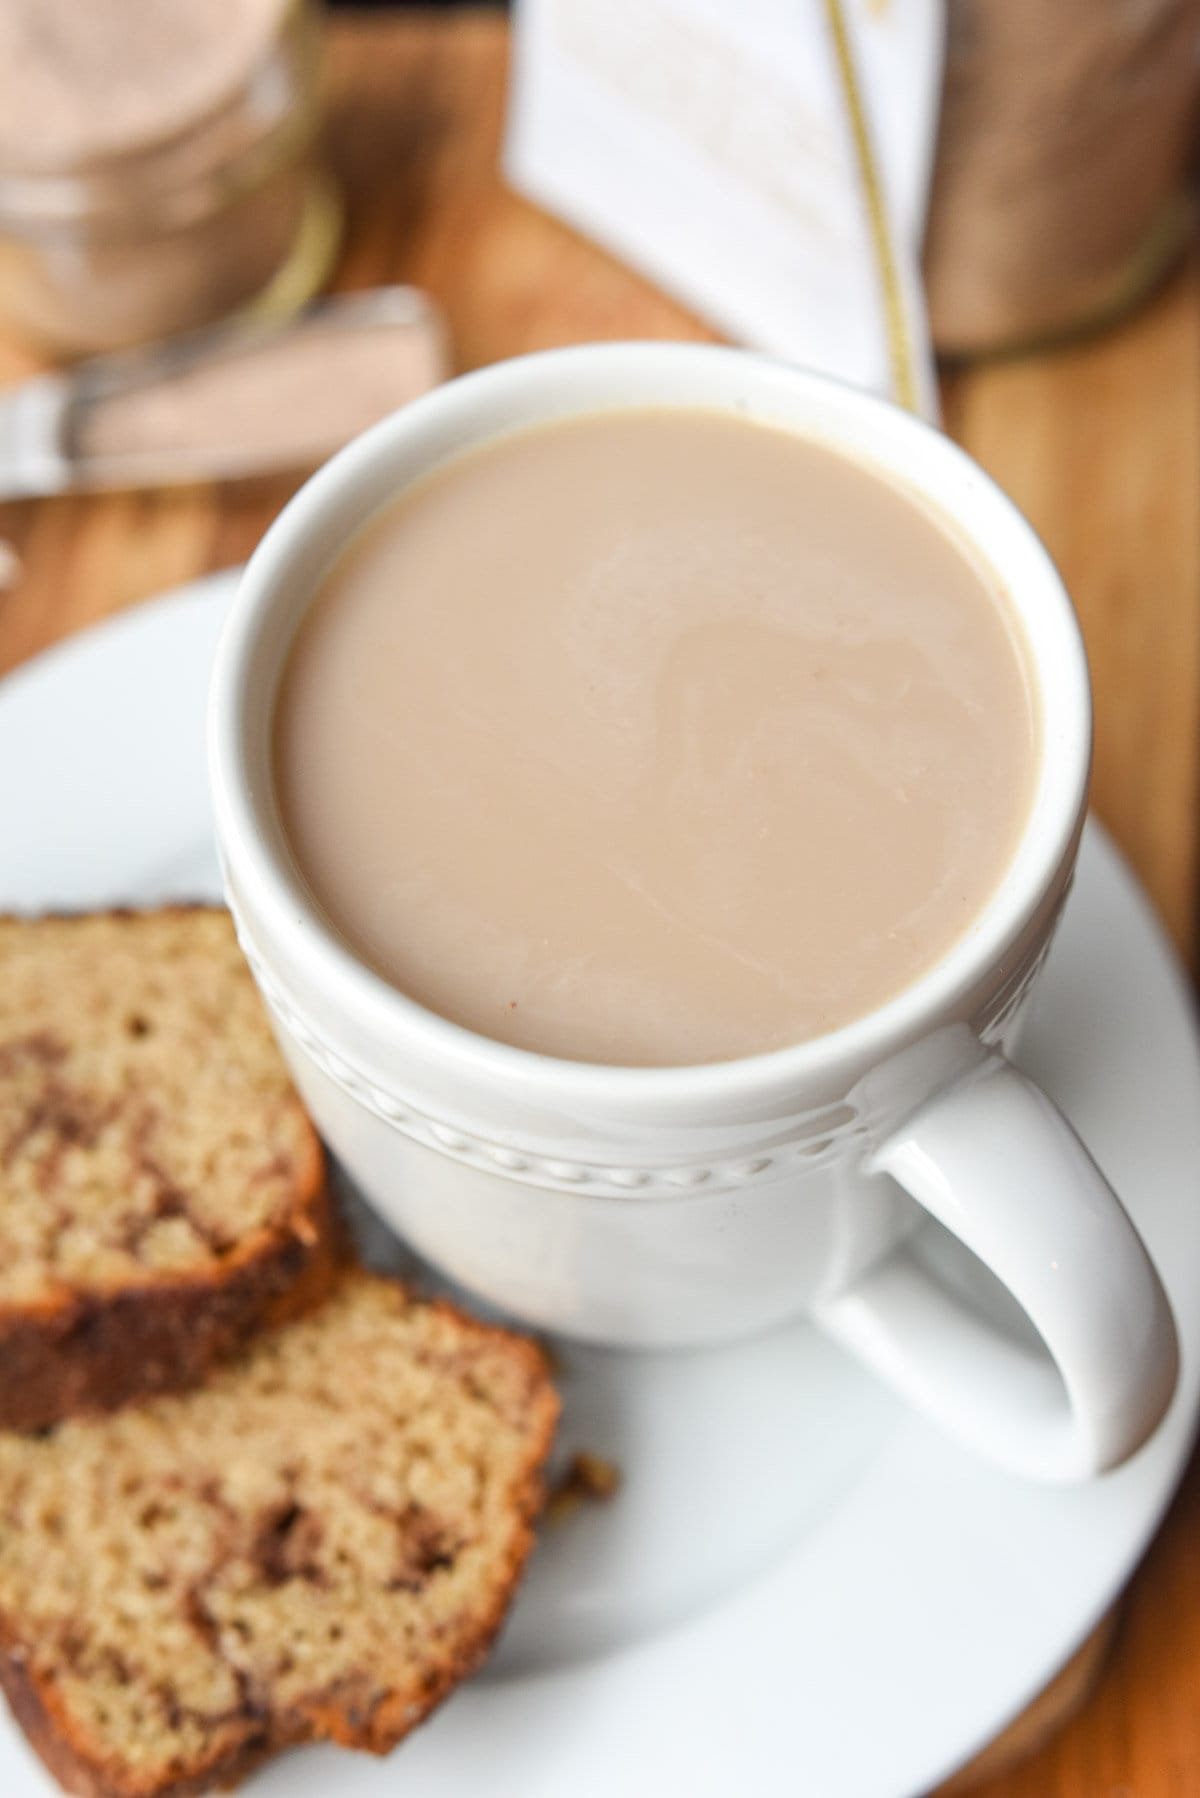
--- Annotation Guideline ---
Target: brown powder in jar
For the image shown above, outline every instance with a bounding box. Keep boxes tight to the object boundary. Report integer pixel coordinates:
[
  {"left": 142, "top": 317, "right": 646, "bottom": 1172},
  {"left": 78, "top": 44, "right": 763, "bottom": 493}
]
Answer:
[
  {"left": 926, "top": 0, "right": 1200, "bottom": 355},
  {"left": 0, "top": 0, "right": 334, "bottom": 359},
  {"left": 0, "top": 0, "right": 290, "bottom": 174}
]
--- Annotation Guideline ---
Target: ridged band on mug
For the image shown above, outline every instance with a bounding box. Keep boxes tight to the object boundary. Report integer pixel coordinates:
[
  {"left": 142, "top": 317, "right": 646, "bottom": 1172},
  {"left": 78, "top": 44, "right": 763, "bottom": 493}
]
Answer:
[{"left": 227, "top": 895, "right": 1054, "bottom": 1201}]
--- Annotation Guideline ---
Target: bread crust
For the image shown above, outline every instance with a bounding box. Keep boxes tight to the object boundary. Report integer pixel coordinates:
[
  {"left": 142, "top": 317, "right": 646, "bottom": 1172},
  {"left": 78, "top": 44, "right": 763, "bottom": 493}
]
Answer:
[
  {"left": 0, "top": 1131, "right": 339, "bottom": 1433},
  {"left": 0, "top": 1623, "right": 281, "bottom": 1798}
]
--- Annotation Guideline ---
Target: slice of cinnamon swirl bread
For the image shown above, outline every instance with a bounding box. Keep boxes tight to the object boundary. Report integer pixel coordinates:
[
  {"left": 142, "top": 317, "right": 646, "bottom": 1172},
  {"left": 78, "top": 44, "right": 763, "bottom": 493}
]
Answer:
[
  {"left": 0, "top": 1272, "right": 558, "bottom": 1797},
  {"left": 0, "top": 908, "right": 337, "bottom": 1431}
]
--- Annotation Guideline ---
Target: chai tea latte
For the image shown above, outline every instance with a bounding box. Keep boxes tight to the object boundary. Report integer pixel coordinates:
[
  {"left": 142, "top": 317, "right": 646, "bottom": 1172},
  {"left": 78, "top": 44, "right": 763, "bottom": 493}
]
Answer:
[{"left": 273, "top": 409, "right": 1038, "bottom": 1065}]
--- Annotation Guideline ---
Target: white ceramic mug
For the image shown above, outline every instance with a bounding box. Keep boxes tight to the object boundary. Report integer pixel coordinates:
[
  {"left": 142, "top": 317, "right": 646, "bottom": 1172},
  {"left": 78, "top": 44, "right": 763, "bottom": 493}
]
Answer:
[{"left": 209, "top": 343, "right": 1179, "bottom": 1483}]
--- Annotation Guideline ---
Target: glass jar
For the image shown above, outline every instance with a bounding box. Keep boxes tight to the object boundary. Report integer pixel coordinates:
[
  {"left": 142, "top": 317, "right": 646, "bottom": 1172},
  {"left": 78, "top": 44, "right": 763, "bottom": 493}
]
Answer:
[
  {"left": 925, "top": 0, "right": 1200, "bottom": 357},
  {"left": 0, "top": 0, "right": 340, "bottom": 360}
]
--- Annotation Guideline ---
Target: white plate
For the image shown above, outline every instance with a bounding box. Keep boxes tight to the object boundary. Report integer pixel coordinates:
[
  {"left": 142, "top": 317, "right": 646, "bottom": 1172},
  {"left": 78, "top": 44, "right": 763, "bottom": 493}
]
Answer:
[{"left": 1, "top": 573, "right": 1199, "bottom": 1798}]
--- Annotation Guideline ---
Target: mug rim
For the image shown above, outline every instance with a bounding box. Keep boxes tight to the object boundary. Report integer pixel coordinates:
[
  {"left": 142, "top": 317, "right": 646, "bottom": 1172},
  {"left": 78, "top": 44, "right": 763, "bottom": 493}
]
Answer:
[{"left": 208, "top": 342, "right": 1091, "bottom": 1109}]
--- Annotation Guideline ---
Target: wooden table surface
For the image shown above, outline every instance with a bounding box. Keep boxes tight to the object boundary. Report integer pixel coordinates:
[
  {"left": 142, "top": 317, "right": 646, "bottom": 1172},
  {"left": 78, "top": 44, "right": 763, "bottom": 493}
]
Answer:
[{"left": 1, "top": 12, "right": 1198, "bottom": 1795}]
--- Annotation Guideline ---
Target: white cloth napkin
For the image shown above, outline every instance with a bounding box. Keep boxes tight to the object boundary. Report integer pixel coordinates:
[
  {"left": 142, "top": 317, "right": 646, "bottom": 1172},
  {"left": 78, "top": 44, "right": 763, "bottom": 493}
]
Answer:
[{"left": 505, "top": 0, "right": 943, "bottom": 419}]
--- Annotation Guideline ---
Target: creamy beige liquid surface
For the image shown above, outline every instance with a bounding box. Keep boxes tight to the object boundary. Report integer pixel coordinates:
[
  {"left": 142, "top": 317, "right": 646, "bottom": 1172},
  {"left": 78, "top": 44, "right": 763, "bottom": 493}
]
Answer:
[{"left": 274, "top": 411, "right": 1038, "bottom": 1066}]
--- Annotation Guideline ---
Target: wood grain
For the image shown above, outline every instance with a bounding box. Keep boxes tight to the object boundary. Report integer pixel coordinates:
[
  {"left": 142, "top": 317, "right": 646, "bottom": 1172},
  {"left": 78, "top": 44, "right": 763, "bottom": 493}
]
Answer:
[
  {"left": 0, "top": 13, "right": 1197, "bottom": 1795},
  {"left": 944, "top": 265, "right": 1200, "bottom": 968}
]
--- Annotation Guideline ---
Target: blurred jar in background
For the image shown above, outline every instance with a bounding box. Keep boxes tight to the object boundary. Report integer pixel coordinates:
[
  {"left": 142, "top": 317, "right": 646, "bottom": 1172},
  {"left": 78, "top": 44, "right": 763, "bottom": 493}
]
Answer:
[
  {"left": 927, "top": 0, "right": 1200, "bottom": 357},
  {"left": 0, "top": 0, "right": 340, "bottom": 360}
]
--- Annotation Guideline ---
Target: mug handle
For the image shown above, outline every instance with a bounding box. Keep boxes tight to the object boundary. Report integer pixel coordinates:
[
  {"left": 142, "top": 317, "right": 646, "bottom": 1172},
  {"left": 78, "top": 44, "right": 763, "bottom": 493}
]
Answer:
[{"left": 817, "top": 1054, "right": 1179, "bottom": 1481}]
